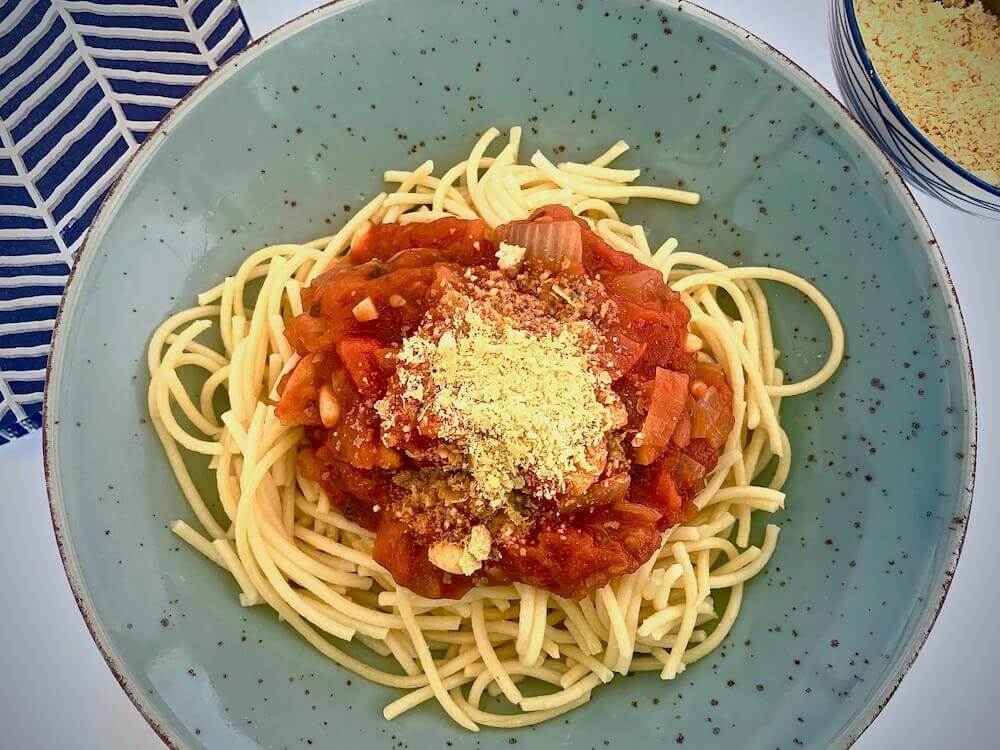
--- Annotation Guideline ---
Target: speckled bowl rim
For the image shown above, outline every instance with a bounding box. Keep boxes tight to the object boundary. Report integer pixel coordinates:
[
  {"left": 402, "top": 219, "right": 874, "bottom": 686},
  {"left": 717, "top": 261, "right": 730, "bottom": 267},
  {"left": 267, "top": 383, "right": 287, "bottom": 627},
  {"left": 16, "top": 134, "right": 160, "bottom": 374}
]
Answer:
[
  {"left": 840, "top": 0, "right": 1000, "bottom": 195},
  {"left": 42, "top": 1, "right": 977, "bottom": 748}
]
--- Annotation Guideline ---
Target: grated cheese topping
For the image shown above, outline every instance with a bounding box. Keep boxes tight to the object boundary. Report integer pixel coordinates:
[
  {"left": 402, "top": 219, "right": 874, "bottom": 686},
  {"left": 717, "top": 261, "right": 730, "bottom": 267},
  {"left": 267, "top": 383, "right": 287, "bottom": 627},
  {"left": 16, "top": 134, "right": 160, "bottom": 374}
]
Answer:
[
  {"left": 856, "top": 0, "right": 999, "bottom": 183},
  {"left": 384, "top": 299, "right": 617, "bottom": 511},
  {"left": 461, "top": 524, "right": 493, "bottom": 573}
]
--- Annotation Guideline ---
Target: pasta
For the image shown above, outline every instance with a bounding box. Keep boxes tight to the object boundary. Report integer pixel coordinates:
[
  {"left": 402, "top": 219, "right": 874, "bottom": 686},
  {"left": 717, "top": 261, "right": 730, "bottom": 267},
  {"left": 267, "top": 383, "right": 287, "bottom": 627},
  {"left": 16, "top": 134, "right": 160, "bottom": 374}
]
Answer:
[{"left": 148, "top": 126, "right": 842, "bottom": 729}]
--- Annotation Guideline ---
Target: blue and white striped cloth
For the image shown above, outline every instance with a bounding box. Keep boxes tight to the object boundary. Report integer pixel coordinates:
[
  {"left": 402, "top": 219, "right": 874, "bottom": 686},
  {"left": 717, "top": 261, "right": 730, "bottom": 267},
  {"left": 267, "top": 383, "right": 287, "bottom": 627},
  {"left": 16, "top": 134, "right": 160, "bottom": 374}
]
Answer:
[{"left": 0, "top": 0, "right": 251, "bottom": 445}]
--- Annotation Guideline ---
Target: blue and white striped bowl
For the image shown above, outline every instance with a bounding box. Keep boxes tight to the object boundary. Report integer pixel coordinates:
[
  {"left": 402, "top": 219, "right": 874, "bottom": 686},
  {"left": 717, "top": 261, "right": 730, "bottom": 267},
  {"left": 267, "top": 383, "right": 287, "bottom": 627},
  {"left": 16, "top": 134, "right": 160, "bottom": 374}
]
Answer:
[{"left": 829, "top": 0, "right": 1000, "bottom": 218}]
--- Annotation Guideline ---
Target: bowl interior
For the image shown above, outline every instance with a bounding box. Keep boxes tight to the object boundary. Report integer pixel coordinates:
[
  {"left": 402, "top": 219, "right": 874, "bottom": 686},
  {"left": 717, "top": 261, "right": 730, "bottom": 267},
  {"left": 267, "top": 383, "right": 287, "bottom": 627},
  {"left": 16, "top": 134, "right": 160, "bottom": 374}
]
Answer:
[{"left": 47, "top": 1, "right": 974, "bottom": 748}]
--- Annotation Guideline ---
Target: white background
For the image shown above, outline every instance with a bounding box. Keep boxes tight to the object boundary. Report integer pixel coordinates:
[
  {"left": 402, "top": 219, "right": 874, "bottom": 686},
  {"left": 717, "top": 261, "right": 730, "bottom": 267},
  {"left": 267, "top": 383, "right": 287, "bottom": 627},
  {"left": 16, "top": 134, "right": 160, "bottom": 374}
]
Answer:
[{"left": 2, "top": 1, "right": 996, "bottom": 748}]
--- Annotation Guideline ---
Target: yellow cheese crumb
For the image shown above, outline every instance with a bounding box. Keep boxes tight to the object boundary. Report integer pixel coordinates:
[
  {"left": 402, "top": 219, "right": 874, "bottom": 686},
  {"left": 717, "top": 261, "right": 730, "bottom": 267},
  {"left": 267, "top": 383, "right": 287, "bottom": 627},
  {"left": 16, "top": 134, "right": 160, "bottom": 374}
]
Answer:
[
  {"left": 496, "top": 242, "right": 527, "bottom": 272},
  {"left": 460, "top": 524, "right": 492, "bottom": 574},
  {"left": 856, "top": 0, "right": 999, "bottom": 182},
  {"left": 427, "top": 525, "right": 493, "bottom": 575}
]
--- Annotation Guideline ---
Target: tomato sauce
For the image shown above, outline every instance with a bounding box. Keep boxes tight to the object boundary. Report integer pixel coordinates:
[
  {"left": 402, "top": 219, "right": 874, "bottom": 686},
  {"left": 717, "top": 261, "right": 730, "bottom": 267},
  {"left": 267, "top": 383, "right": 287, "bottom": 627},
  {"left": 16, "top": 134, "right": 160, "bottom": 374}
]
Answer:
[{"left": 277, "top": 206, "right": 734, "bottom": 600}]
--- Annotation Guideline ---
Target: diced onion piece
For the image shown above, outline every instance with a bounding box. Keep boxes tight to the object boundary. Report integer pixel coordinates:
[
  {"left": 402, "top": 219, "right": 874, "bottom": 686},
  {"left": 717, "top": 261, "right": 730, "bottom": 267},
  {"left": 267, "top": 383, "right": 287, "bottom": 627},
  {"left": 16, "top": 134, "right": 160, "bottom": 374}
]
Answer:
[
  {"left": 674, "top": 453, "right": 707, "bottom": 484},
  {"left": 635, "top": 368, "right": 689, "bottom": 465},
  {"left": 318, "top": 385, "right": 341, "bottom": 428},
  {"left": 671, "top": 410, "right": 692, "bottom": 448},
  {"left": 428, "top": 541, "right": 465, "bottom": 575},
  {"left": 496, "top": 220, "right": 584, "bottom": 275},
  {"left": 352, "top": 297, "right": 379, "bottom": 322},
  {"left": 690, "top": 386, "right": 729, "bottom": 448}
]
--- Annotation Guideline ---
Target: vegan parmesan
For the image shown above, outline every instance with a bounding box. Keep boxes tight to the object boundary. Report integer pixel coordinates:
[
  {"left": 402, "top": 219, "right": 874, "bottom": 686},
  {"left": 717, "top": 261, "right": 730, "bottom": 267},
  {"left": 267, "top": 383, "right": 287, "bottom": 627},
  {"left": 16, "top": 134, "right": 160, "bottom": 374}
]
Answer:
[
  {"left": 496, "top": 242, "right": 527, "bottom": 272},
  {"left": 428, "top": 525, "right": 493, "bottom": 575},
  {"left": 387, "top": 300, "right": 617, "bottom": 509},
  {"left": 855, "top": 0, "right": 1000, "bottom": 183}
]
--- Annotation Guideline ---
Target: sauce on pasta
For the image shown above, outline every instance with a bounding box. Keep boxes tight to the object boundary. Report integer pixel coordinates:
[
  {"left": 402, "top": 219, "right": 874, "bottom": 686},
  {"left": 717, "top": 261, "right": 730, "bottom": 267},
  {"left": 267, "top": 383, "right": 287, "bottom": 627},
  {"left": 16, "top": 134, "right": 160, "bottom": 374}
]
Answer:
[
  {"left": 149, "top": 126, "right": 844, "bottom": 730},
  {"left": 276, "top": 205, "right": 734, "bottom": 601}
]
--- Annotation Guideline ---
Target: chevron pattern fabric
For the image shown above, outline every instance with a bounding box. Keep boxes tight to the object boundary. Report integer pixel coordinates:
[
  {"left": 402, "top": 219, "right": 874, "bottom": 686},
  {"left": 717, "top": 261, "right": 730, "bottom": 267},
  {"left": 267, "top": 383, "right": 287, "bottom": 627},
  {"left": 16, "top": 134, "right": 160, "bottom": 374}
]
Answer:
[{"left": 0, "top": 0, "right": 251, "bottom": 445}]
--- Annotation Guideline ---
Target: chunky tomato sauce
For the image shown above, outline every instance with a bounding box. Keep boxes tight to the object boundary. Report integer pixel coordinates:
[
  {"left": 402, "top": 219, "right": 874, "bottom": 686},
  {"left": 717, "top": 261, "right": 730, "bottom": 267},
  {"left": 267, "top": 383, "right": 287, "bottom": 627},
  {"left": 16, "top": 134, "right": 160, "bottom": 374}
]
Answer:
[{"left": 276, "top": 206, "right": 733, "bottom": 599}]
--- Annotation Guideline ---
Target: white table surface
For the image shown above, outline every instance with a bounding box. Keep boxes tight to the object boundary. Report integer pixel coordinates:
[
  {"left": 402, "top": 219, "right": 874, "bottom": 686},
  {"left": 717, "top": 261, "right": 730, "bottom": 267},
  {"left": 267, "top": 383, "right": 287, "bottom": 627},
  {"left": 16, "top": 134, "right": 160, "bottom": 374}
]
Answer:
[{"left": 3, "top": 2, "right": 996, "bottom": 748}]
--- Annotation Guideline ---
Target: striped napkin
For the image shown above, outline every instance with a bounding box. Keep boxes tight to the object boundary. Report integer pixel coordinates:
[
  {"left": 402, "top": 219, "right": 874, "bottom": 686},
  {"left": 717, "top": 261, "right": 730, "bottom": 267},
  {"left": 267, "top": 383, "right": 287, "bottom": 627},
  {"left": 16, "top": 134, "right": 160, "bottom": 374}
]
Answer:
[{"left": 0, "top": 0, "right": 251, "bottom": 445}]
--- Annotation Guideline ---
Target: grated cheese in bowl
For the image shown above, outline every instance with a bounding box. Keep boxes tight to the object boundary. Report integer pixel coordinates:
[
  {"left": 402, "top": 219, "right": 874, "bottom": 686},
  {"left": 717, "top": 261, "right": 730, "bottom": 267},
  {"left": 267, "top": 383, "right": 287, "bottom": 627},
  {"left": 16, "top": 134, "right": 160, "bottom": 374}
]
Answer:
[{"left": 855, "top": 0, "right": 999, "bottom": 184}]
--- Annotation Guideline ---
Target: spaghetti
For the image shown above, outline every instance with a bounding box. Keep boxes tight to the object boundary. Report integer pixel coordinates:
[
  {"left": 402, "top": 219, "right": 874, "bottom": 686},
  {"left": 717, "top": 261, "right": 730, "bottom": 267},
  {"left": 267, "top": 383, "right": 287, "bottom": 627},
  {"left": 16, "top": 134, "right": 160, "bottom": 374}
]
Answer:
[{"left": 149, "top": 126, "right": 843, "bottom": 729}]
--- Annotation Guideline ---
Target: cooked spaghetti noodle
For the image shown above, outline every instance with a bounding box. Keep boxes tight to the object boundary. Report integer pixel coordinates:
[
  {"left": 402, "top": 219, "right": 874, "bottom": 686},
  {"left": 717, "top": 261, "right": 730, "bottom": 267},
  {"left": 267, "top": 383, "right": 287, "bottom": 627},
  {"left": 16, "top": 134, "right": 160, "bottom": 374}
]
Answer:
[{"left": 148, "top": 126, "right": 843, "bottom": 729}]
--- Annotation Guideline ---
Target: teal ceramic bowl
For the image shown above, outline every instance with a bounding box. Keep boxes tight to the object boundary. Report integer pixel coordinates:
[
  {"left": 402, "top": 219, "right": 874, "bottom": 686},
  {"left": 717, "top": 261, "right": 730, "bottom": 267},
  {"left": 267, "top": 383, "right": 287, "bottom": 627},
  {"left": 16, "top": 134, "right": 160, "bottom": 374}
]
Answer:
[{"left": 45, "top": 1, "right": 976, "bottom": 748}]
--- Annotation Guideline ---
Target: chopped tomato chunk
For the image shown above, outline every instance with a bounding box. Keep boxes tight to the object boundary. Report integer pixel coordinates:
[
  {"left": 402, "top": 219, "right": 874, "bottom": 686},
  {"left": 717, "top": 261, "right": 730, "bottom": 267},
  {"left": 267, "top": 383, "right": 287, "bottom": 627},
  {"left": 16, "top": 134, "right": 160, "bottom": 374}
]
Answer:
[
  {"left": 606, "top": 332, "right": 647, "bottom": 379},
  {"left": 274, "top": 352, "right": 322, "bottom": 426},
  {"left": 632, "top": 461, "right": 686, "bottom": 529},
  {"left": 336, "top": 336, "right": 388, "bottom": 397},
  {"left": 320, "top": 401, "right": 381, "bottom": 470},
  {"left": 348, "top": 216, "right": 495, "bottom": 266},
  {"left": 491, "top": 502, "right": 662, "bottom": 599}
]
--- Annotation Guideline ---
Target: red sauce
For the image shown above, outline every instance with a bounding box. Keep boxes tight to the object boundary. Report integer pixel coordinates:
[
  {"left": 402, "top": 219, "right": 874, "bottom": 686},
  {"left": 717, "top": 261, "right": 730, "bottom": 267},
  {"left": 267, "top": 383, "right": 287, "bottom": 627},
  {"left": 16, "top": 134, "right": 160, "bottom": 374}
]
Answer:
[{"left": 277, "top": 206, "right": 734, "bottom": 599}]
